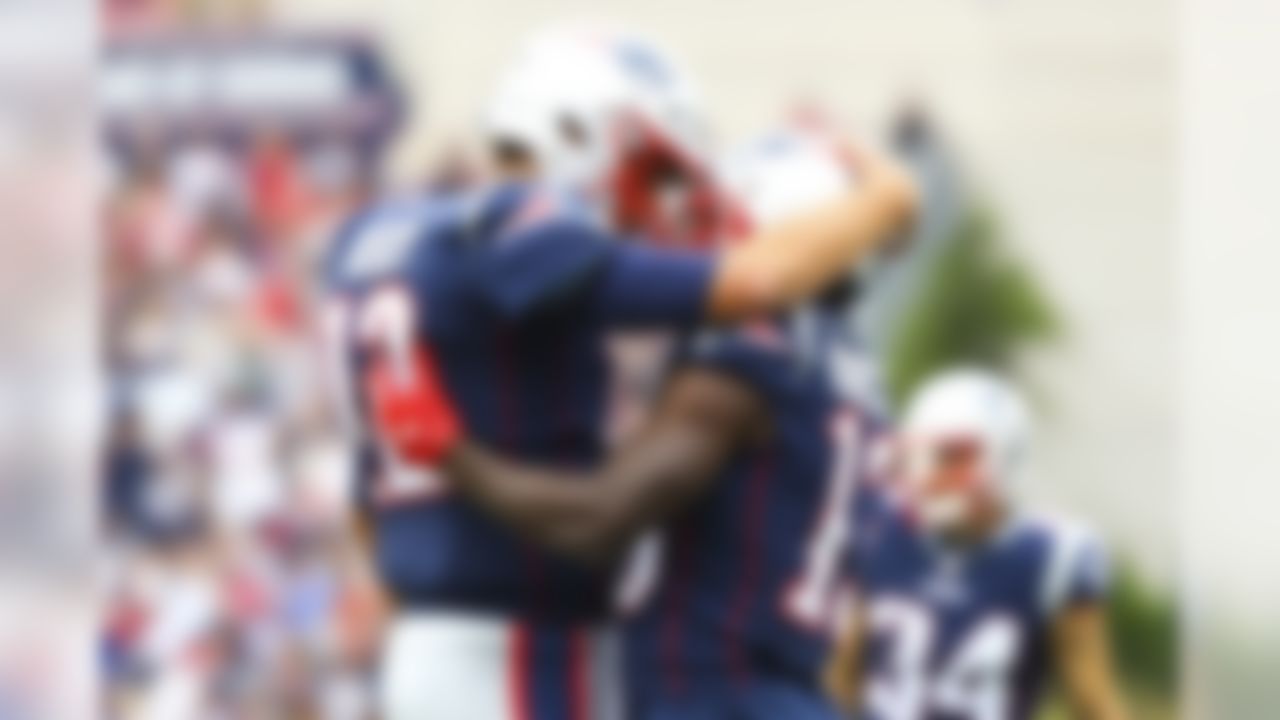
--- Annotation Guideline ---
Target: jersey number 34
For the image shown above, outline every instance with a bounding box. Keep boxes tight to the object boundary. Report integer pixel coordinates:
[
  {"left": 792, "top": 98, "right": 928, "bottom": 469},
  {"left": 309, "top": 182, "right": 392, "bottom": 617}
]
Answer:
[{"left": 867, "top": 597, "right": 1023, "bottom": 720}]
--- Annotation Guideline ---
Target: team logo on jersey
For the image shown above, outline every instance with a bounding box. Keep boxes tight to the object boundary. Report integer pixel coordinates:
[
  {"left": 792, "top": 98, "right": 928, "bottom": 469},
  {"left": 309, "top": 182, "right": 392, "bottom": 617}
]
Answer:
[{"left": 343, "top": 204, "right": 434, "bottom": 281}]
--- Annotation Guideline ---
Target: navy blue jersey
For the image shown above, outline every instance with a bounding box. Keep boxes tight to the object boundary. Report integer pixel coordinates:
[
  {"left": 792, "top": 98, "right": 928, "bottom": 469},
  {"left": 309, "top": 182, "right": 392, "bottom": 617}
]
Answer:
[
  {"left": 323, "top": 183, "right": 716, "bottom": 622},
  {"left": 850, "top": 489, "right": 1110, "bottom": 720},
  {"left": 628, "top": 307, "right": 886, "bottom": 708},
  {"left": 637, "top": 677, "right": 842, "bottom": 720}
]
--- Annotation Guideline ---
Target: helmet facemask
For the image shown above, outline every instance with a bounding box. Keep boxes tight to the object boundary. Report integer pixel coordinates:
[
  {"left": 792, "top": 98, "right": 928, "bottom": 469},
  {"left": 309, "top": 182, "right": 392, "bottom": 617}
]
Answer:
[
  {"left": 604, "top": 111, "right": 741, "bottom": 247},
  {"left": 898, "top": 432, "right": 999, "bottom": 535},
  {"left": 895, "top": 369, "right": 1033, "bottom": 539}
]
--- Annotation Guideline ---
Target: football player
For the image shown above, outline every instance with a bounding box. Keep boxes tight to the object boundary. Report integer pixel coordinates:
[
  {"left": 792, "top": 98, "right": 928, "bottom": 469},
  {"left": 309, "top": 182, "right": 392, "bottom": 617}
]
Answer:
[
  {"left": 381, "top": 128, "right": 896, "bottom": 719},
  {"left": 824, "top": 369, "right": 1131, "bottom": 720},
  {"left": 323, "top": 24, "right": 917, "bottom": 720}
]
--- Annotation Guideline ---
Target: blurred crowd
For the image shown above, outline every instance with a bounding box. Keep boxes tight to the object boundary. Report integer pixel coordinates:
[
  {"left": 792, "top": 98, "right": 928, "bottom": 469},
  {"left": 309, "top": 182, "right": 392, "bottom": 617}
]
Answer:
[{"left": 101, "top": 127, "right": 388, "bottom": 719}]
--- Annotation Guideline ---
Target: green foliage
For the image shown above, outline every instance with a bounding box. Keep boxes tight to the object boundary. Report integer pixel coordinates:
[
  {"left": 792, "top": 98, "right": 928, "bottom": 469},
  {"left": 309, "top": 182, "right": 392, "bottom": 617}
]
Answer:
[
  {"left": 1109, "top": 560, "right": 1179, "bottom": 695},
  {"left": 885, "top": 205, "right": 1060, "bottom": 409}
]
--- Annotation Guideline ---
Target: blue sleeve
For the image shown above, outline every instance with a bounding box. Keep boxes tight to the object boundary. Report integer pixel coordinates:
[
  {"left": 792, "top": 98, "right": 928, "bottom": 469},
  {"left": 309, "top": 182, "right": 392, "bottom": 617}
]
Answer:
[
  {"left": 589, "top": 242, "right": 715, "bottom": 328},
  {"left": 670, "top": 322, "right": 792, "bottom": 402},
  {"left": 1043, "top": 523, "right": 1112, "bottom": 613},
  {"left": 478, "top": 217, "right": 614, "bottom": 320},
  {"left": 474, "top": 184, "right": 715, "bottom": 326},
  {"left": 1064, "top": 535, "right": 1111, "bottom": 606}
]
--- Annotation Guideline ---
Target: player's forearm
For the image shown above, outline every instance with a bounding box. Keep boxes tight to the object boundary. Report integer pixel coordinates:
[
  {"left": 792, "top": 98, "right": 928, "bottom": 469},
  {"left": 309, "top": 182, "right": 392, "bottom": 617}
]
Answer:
[
  {"left": 443, "top": 443, "right": 637, "bottom": 563},
  {"left": 1055, "top": 607, "right": 1132, "bottom": 720},
  {"left": 444, "top": 421, "right": 725, "bottom": 563},
  {"left": 1064, "top": 666, "right": 1130, "bottom": 720},
  {"left": 441, "top": 371, "right": 752, "bottom": 563},
  {"left": 1074, "top": 694, "right": 1131, "bottom": 720},
  {"left": 707, "top": 146, "right": 916, "bottom": 322},
  {"left": 1063, "top": 674, "right": 1130, "bottom": 720}
]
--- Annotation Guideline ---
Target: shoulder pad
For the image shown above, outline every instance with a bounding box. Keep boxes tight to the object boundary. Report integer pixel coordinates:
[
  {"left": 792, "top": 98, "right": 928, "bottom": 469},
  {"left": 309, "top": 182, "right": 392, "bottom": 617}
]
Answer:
[
  {"left": 332, "top": 198, "right": 439, "bottom": 284},
  {"left": 487, "top": 183, "right": 602, "bottom": 245},
  {"left": 1033, "top": 513, "right": 1110, "bottom": 615}
]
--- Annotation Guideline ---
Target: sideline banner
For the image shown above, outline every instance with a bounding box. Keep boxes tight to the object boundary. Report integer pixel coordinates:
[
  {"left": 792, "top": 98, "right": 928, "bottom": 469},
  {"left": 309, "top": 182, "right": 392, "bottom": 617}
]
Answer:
[{"left": 102, "top": 33, "right": 404, "bottom": 143}]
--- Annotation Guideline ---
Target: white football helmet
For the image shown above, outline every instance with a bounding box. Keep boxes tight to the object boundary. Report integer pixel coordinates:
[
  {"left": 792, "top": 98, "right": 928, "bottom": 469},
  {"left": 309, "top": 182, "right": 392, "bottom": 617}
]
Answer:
[
  {"left": 484, "top": 21, "right": 731, "bottom": 244},
  {"left": 898, "top": 368, "right": 1032, "bottom": 531},
  {"left": 723, "top": 126, "right": 855, "bottom": 228}
]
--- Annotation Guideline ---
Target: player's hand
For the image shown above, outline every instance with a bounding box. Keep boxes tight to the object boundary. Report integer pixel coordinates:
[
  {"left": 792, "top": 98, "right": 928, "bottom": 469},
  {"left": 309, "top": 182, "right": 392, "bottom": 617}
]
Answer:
[
  {"left": 364, "top": 347, "right": 462, "bottom": 465},
  {"left": 789, "top": 107, "right": 919, "bottom": 233},
  {"left": 844, "top": 139, "right": 918, "bottom": 230}
]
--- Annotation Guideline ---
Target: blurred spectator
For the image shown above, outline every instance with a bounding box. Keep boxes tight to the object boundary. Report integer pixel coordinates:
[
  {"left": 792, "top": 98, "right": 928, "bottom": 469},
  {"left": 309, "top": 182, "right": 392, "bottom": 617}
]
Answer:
[
  {"left": 206, "top": 388, "right": 284, "bottom": 535},
  {"left": 104, "top": 407, "right": 152, "bottom": 538},
  {"left": 110, "top": 152, "right": 195, "bottom": 273},
  {"left": 247, "top": 130, "right": 310, "bottom": 245},
  {"left": 166, "top": 137, "right": 244, "bottom": 225}
]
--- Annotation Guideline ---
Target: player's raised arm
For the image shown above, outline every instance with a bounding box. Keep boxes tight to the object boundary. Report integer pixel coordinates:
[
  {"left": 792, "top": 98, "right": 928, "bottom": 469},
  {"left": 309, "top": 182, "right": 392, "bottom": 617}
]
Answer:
[
  {"left": 705, "top": 137, "right": 916, "bottom": 322},
  {"left": 582, "top": 137, "right": 916, "bottom": 329},
  {"left": 441, "top": 367, "right": 765, "bottom": 564}
]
